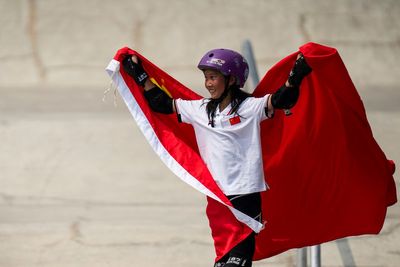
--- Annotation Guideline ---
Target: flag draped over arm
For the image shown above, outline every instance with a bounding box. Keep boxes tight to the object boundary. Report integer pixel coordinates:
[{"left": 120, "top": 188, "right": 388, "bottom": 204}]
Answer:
[{"left": 106, "top": 43, "right": 396, "bottom": 262}]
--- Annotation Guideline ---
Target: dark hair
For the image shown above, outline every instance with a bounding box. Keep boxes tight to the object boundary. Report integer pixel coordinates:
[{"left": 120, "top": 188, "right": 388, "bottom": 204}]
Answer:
[{"left": 205, "top": 80, "right": 251, "bottom": 127}]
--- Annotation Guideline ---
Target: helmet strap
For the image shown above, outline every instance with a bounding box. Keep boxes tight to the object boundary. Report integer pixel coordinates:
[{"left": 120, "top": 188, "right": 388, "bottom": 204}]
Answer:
[
  {"left": 206, "top": 75, "right": 233, "bottom": 128},
  {"left": 213, "top": 75, "right": 232, "bottom": 104}
]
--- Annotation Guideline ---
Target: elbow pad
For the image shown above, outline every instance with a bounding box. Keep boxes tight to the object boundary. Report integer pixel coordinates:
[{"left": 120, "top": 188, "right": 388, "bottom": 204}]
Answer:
[
  {"left": 143, "top": 87, "right": 173, "bottom": 114},
  {"left": 271, "top": 84, "right": 299, "bottom": 109}
]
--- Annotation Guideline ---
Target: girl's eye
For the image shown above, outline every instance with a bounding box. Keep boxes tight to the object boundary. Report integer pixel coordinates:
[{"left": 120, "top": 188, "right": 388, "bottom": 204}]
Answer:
[{"left": 205, "top": 74, "right": 219, "bottom": 81}]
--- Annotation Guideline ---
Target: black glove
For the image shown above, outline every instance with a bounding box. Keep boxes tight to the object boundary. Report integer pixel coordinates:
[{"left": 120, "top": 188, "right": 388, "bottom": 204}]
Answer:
[
  {"left": 287, "top": 54, "right": 312, "bottom": 87},
  {"left": 122, "top": 56, "right": 149, "bottom": 87},
  {"left": 271, "top": 54, "right": 311, "bottom": 110}
]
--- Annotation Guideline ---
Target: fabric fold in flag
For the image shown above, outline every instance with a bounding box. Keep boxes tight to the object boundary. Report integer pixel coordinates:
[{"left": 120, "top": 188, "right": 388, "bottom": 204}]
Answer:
[{"left": 106, "top": 42, "right": 396, "bottom": 262}]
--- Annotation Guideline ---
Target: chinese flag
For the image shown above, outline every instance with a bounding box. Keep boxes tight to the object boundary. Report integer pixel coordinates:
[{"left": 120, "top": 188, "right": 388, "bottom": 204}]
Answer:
[{"left": 107, "top": 43, "right": 396, "bottom": 262}]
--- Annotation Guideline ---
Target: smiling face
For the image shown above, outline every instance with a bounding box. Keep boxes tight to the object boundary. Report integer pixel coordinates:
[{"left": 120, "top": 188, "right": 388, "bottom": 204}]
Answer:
[
  {"left": 203, "top": 69, "right": 235, "bottom": 99},
  {"left": 203, "top": 69, "right": 226, "bottom": 99}
]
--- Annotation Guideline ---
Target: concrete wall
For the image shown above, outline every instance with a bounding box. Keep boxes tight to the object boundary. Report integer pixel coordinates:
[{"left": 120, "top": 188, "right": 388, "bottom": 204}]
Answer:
[
  {"left": 1, "top": 0, "right": 399, "bottom": 91},
  {"left": 1, "top": 1, "right": 400, "bottom": 266}
]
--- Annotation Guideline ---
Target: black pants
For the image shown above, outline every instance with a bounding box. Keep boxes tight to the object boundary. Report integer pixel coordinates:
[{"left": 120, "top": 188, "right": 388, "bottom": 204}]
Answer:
[{"left": 214, "top": 192, "right": 262, "bottom": 267}]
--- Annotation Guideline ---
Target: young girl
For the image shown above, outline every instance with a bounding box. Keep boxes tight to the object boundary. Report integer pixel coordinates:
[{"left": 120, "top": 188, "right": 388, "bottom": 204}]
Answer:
[{"left": 122, "top": 48, "right": 311, "bottom": 267}]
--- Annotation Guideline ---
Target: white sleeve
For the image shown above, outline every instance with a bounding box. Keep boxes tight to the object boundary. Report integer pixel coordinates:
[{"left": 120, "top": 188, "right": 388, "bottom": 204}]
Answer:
[
  {"left": 175, "top": 99, "right": 199, "bottom": 124},
  {"left": 249, "top": 94, "right": 273, "bottom": 121}
]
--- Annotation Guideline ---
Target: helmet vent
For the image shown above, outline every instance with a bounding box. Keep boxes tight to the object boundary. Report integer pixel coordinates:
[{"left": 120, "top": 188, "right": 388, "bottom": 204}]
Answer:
[{"left": 208, "top": 53, "right": 214, "bottom": 57}]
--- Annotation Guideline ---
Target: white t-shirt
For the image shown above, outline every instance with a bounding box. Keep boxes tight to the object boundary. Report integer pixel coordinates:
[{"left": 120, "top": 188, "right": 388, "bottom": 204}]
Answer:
[{"left": 175, "top": 94, "right": 272, "bottom": 195}]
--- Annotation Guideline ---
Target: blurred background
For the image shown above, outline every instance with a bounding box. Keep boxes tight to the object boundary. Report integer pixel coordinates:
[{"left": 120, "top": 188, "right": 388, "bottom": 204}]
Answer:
[{"left": 0, "top": 0, "right": 399, "bottom": 266}]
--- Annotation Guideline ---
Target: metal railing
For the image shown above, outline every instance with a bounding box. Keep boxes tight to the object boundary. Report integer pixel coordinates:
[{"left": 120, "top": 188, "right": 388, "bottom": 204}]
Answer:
[{"left": 241, "top": 39, "right": 356, "bottom": 267}]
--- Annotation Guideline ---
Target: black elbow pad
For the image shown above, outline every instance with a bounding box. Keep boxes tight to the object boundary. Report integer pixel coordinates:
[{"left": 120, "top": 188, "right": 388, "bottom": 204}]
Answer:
[
  {"left": 271, "top": 85, "right": 299, "bottom": 109},
  {"left": 143, "top": 87, "right": 173, "bottom": 114}
]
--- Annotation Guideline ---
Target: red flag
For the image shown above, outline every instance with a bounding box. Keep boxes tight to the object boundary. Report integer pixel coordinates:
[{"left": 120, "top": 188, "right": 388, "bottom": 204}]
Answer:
[
  {"left": 229, "top": 116, "right": 241, "bottom": 125},
  {"left": 106, "top": 43, "right": 396, "bottom": 262}
]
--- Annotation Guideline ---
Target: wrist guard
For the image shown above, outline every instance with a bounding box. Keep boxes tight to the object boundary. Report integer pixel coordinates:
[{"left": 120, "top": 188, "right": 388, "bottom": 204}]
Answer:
[
  {"left": 271, "top": 84, "right": 299, "bottom": 109},
  {"left": 143, "top": 86, "right": 174, "bottom": 114},
  {"left": 287, "top": 54, "right": 312, "bottom": 87},
  {"left": 122, "top": 56, "right": 149, "bottom": 86}
]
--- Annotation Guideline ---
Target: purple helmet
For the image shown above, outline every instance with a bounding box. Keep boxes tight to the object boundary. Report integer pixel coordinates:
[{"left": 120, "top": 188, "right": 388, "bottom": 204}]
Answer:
[{"left": 198, "top": 48, "right": 249, "bottom": 88}]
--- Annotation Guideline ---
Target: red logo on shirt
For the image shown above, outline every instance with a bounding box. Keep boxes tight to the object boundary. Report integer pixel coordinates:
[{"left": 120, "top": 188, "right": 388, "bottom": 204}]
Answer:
[{"left": 229, "top": 116, "right": 241, "bottom": 125}]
